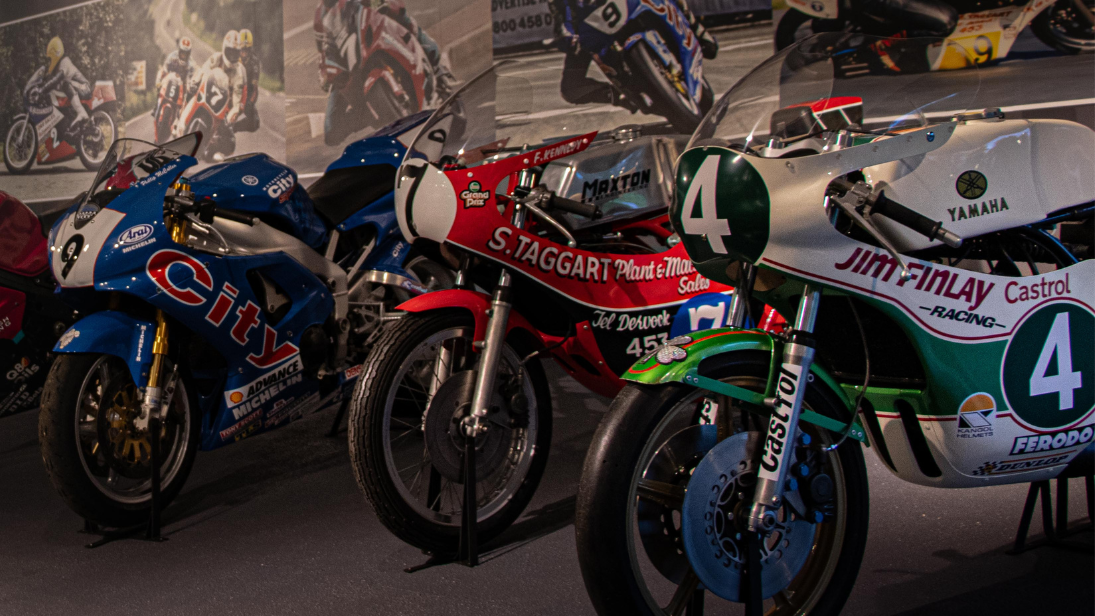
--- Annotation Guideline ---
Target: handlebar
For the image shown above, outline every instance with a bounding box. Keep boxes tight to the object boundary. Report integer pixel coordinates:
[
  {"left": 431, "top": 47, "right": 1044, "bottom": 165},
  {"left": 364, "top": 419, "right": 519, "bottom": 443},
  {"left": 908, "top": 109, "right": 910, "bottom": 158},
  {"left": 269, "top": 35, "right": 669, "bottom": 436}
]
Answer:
[
  {"left": 830, "top": 178, "right": 961, "bottom": 248},
  {"left": 167, "top": 195, "right": 255, "bottom": 226},
  {"left": 549, "top": 194, "right": 602, "bottom": 219}
]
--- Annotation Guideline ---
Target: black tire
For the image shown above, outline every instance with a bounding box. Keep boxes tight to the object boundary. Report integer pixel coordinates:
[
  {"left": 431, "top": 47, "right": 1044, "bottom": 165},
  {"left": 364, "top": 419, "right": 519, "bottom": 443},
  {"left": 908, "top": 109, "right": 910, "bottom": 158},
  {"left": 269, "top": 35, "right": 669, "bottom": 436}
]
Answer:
[
  {"left": 576, "top": 351, "right": 869, "bottom": 616},
  {"left": 367, "top": 80, "right": 415, "bottom": 130},
  {"left": 155, "top": 105, "right": 174, "bottom": 144},
  {"left": 4, "top": 118, "right": 36, "bottom": 175},
  {"left": 187, "top": 116, "right": 212, "bottom": 162},
  {"left": 775, "top": 10, "right": 815, "bottom": 51},
  {"left": 39, "top": 353, "right": 200, "bottom": 527},
  {"left": 627, "top": 43, "right": 705, "bottom": 134},
  {"left": 1032, "top": 0, "right": 1095, "bottom": 54},
  {"left": 348, "top": 309, "right": 552, "bottom": 554},
  {"left": 78, "top": 110, "right": 115, "bottom": 171}
]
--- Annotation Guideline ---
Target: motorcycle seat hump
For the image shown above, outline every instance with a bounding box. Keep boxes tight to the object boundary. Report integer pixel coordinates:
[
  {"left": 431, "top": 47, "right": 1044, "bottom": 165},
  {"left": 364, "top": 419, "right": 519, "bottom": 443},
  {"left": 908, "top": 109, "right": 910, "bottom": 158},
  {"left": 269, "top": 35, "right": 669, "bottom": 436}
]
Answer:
[
  {"left": 0, "top": 191, "right": 49, "bottom": 277},
  {"left": 188, "top": 154, "right": 329, "bottom": 249},
  {"left": 306, "top": 163, "right": 397, "bottom": 228}
]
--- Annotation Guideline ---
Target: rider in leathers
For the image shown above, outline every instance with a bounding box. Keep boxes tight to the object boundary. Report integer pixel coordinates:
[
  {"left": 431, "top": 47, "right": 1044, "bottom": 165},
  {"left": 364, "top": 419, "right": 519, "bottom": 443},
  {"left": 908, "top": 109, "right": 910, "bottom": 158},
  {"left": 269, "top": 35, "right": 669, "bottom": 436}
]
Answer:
[
  {"left": 189, "top": 30, "right": 247, "bottom": 128},
  {"left": 24, "top": 37, "right": 92, "bottom": 140},
  {"left": 547, "top": 0, "right": 718, "bottom": 109},
  {"left": 314, "top": 0, "right": 454, "bottom": 145},
  {"left": 152, "top": 37, "right": 199, "bottom": 122},
  {"left": 235, "top": 28, "right": 262, "bottom": 132}
]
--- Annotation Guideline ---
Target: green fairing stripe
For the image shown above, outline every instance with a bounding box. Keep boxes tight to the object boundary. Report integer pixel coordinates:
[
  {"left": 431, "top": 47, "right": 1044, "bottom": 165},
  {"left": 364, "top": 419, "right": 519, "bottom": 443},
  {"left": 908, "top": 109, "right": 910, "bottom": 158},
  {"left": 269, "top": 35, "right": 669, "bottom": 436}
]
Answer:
[{"left": 623, "top": 327, "right": 866, "bottom": 442}]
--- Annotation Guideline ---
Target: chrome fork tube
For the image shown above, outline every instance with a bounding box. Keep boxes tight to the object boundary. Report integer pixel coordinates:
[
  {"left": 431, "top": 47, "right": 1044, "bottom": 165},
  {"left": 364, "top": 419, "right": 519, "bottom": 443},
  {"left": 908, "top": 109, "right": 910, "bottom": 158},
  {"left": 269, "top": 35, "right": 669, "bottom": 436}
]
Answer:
[{"left": 746, "top": 284, "right": 821, "bottom": 532}]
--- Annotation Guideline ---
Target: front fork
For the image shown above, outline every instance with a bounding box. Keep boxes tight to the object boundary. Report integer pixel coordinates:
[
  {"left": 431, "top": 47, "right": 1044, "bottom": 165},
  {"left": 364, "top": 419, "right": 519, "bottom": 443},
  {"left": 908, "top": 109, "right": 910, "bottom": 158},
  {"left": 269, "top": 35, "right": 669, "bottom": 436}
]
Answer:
[{"left": 746, "top": 283, "right": 821, "bottom": 533}]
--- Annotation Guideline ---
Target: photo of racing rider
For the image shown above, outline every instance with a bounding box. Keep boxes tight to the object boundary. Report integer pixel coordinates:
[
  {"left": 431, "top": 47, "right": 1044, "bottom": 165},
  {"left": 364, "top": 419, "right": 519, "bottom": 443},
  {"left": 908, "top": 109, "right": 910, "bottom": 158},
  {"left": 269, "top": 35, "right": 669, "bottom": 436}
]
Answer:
[
  {"left": 24, "top": 37, "right": 93, "bottom": 142},
  {"left": 314, "top": 0, "right": 456, "bottom": 145},
  {"left": 188, "top": 29, "right": 247, "bottom": 128},
  {"left": 235, "top": 27, "right": 261, "bottom": 132},
  {"left": 152, "top": 36, "right": 199, "bottom": 124}
]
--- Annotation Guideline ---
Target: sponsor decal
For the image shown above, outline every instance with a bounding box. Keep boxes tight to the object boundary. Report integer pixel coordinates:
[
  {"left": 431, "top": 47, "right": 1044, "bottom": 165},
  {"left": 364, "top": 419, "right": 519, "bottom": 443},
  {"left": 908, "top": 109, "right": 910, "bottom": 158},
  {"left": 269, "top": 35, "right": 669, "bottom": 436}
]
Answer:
[
  {"left": 58, "top": 329, "right": 80, "bottom": 349},
  {"left": 530, "top": 138, "right": 585, "bottom": 165},
  {"left": 947, "top": 197, "right": 1009, "bottom": 222},
  {"left": 146, "top": 251, "right": 299, "bottom": 368},
  {"left": 135, "top": 324, "right": 147, "bottom": 363},
  {"left": 1004, "top": 273, "right": 1073, "bottom": 304},
  {"left": 581, "top": 169, "right": 650, "bottom": 204},
  {"left": 956, "top": 393, "right": 995, "bottom": 439},
  {"left": 591, "top": 309, "right": 671, "bottom": 332},
  {"left": 0, "top": 382, "right": 41, "bottom": 416},
  {"left": 1012, "top": 425, "right": 1093, "bottom": 455},
  {"left": 971, "top": 453, "right": 1069, "bottom": 476},
  {"left": 0, "top": 316, "right": 10, "bottom": 335},
  {"left": 264, "top": 171, "right": 295, "bottom": 201},
  {"left": 343, "top": 364, "right": 363, "bottom": 380},
  {"left": 118, "top": 224, "right": 155, "bottom": 246},
  {"left": 1001, "top": 303, "right": 1094, "bottom": 430},
  {"left": 242, "top": 175, "right": 259, "bottom": 186},
  {"left": 219, "top": 409, "right": 262, "bottom": 440},
  {"left": 460, "top": 181, "right": 490, "bottom": 208},
  {"left": 759, "top": 364, "right": 804, "bottom": 479},
  {"left": 671, "top": 293, "right": 730, "bottom": 337},
  {"left": 834, "top": 247, "right": 995, "bottom": 311},
  {"left": 122, "top": 237, "right": 156, "bottom": 253},
  {"left": 225, "top": 357, "right": 305, "bottom": 420},
  {"left": 919, "top": 305, "right": 1006, "bottom": 329},
  {"left": 6, "top": 358, "right": 38, "bottom": 383},
  {"left": 955, "top": 170, "right": 987, "bottom": 200},
  {"left": 264, "top": 392, "right": 319, "bottom": 428}
]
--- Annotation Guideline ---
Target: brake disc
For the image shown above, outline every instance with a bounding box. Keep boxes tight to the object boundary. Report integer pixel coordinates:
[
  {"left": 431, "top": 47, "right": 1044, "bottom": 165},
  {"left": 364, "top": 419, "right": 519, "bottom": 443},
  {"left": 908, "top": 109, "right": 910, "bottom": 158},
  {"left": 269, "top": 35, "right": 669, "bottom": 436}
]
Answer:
[
  {"left": 637, "top": 423, "right": 719, "bottom": 584},
  {"left": 423, "top": 370, "right": 510, "bottom": 483},
  {"left": 680, "top": 431, "right": 816, "bottom": 601},
  {"left": 99, "top": 381, "right": 152, "bottom": 478}
]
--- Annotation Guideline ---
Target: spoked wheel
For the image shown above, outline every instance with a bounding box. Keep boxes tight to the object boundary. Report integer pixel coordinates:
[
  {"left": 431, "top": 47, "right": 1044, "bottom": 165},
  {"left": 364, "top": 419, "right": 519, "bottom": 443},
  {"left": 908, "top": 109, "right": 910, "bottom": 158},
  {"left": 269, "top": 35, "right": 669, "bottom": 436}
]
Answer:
[
  {"left": 576, "top": 352, "right": 868, "bottom": 615},
  {"left": 39, "top": 354, "right": 199, "bottom": 527},
  {"left": 1032, "top": 0, "right": 1095, "bottom": 54},
  {"left": 78, "top": 110, "right": 114, "bottom": 171},
  {"left": 349, "top": 310, "right": 552, "bottom": 554},
  {"left": 4, "top": 118, "right": 36, "bottom": 174}
]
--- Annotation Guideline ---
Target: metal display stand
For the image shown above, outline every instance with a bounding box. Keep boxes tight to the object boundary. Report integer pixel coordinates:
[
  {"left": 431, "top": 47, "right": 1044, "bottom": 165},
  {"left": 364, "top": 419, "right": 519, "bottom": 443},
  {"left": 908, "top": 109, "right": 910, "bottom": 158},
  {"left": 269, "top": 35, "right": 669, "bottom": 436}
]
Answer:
[{"left": 1008, "top": 475, "right": 1093, "bottom": 555}]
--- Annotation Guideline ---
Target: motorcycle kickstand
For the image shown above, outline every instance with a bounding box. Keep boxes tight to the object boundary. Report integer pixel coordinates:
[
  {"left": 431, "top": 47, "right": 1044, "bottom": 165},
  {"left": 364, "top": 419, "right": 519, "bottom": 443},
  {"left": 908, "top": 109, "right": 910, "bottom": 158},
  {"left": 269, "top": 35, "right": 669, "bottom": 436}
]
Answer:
[
  {"left": 326, "top": 397, "right": 351, "bottom": 437},
  {"left": 458, "top": 430, "right": 479, "bottom": 567},
  {"left": 743, "top": 530, "right": 763, "bottom": 616}
]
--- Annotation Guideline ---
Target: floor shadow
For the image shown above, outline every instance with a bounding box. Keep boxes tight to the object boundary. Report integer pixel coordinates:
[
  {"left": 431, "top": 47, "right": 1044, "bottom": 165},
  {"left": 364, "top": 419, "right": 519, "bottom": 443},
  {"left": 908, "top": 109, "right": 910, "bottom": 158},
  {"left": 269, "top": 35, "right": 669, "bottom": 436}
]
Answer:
[{"left": 481, "top": 494, "right": 578, "bottom": 560}]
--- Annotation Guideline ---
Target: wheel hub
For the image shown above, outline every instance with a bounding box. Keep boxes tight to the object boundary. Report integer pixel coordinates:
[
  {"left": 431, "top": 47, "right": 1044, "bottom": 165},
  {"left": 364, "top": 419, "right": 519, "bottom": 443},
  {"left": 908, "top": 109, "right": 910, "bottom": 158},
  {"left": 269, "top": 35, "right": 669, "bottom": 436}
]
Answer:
[
  {"left": 423, "top": 370, "right": 510, "bottom": 483},
  {"left": 680, "top": 431, "right": 816, "bottom": 601},
  {"left": 100, "top": 381, "right": 153, "bottom": 478}
]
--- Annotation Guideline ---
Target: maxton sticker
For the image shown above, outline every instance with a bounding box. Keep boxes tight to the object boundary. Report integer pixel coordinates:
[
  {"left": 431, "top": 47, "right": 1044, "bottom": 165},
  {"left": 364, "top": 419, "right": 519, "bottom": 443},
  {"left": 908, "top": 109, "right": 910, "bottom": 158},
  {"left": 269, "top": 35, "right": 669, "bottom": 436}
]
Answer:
[{"left": 956, "top": 393, "right": 995, "bottom": 439}]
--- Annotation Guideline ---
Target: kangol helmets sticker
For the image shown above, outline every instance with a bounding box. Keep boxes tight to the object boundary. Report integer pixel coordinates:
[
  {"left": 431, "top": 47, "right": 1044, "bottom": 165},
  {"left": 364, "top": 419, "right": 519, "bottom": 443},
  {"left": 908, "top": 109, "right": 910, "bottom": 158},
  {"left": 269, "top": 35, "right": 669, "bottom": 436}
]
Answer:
[
  {"left": 955, "top": 170, "right": 987, "bottom": 200},
  {"left": 956, "top": 393, "right": 995, "bottom": 438}
]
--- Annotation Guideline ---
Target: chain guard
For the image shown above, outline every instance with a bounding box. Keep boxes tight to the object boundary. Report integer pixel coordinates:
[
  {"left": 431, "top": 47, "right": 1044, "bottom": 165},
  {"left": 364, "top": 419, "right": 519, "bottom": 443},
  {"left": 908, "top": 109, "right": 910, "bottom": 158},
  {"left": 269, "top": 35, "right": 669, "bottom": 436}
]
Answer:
[{"left": 680, "top": 431, "right": 816, "bottom": 601}]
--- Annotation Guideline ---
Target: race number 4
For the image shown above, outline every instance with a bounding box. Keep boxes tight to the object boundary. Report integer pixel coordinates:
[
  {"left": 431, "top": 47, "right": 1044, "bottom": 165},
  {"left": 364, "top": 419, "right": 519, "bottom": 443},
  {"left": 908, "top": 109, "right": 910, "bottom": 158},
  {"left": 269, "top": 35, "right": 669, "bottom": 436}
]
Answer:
[
  {"left": 1029, "top": 312, "right": 1083, "bottom": 411},
  {"left": 680, "top": 156, "right": 730, "bottom": 254}
]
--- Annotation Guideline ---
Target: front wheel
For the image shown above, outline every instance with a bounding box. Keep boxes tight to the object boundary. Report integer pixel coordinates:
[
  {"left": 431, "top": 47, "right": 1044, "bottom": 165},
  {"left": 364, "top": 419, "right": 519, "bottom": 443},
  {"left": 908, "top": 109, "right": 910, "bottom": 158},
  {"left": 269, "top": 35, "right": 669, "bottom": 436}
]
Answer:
[
  {"left": 775, "top": 10, "right": 815, "bottom": 51},
  {"left": 1032, "top": 0, "right": 1095, "bottom": 54},
  {"left": 576, "top": 352, "right": 868, "bottom": 615},
  {"left": 627, "top": 43, "right": 705, "bottom": 134},
  {"left": 39, "top": 354, "right": 199, "bottom": 527},
  {"left": 348, "top": 309, "right": 552, "bottom": 554},
  {"left": 4, "top": 118, "right": 36, "bottom": 174},
  {"left": 187, "top": 116, "right": 211, "bottom": 161},
  {"left": 78, "top": 110, "right": 115, "bottom": 171}
]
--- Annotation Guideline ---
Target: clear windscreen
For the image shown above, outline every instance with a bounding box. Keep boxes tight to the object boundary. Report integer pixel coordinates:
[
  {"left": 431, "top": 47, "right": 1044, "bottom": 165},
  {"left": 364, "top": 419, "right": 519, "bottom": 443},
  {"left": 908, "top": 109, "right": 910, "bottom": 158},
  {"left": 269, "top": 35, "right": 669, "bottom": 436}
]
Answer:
[
  {"left": 80, "top": 133, "right": 201, "bottom": 214},
  {"left": 688, "top": 33, "right": 982, "bottom": 154},
  {"left": 403, "top": 62, "right": 580, "bottom": 169}
]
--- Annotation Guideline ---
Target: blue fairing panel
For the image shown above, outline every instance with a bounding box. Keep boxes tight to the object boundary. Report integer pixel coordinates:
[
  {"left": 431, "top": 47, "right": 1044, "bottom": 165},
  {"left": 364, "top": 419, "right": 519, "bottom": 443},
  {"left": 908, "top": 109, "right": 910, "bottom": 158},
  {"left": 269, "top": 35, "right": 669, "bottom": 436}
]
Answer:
[
  {"left": 54, "top": 311, "right": 155, "bottom": 385},
  {"left": 188, "top": 153, "right": 329, "bottom": 249}
]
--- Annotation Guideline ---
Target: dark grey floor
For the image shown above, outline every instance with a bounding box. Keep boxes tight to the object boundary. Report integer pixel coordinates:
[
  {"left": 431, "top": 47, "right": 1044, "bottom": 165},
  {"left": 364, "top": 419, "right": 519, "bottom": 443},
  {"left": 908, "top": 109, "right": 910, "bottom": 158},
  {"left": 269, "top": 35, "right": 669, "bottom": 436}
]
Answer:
[{"left": 0, "top": 362, "right": 1091, "bottom": 615}]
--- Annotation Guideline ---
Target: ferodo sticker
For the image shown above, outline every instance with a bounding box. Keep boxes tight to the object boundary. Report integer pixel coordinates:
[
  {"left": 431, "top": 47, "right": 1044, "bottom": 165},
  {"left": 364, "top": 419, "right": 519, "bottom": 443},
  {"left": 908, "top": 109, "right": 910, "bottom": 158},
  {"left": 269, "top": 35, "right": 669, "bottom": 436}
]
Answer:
[
  {"left": 1011, "top": 425, "right": 1094, "bottom": 455},
  {"left": 758, "top": 363, "right": 804, "bottom": 481},
  {"left": 1001, "top": 303, "right": 1094, "bottom": 430}
]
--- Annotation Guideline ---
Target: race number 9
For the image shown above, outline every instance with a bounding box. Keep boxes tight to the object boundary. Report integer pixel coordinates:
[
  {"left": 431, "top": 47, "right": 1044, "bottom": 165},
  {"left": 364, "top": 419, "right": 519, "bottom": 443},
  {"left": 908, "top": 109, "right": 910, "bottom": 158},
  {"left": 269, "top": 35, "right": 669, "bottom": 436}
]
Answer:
[
  {"left": 585, "top": 0, "right": 629, "bottom": 35},
  {"left": 1002, "top": 303, "right": 1094, "bottom": 430}
]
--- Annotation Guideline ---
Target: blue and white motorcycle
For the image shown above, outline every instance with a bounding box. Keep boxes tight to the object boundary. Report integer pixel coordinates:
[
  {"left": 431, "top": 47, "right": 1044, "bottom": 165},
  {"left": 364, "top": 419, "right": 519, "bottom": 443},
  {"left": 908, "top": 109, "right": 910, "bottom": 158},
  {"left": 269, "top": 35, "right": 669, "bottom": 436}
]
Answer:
[
  {"left": 40, "top": 119, "right": 451, "bottom": 527},
  {"left": 564, "top": 0, "right": 714, "bottom": 132}
]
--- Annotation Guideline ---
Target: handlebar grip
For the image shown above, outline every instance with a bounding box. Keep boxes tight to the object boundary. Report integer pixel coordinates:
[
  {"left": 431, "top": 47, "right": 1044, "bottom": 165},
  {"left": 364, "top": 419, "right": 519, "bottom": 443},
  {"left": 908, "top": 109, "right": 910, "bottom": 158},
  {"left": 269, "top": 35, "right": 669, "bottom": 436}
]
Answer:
[
  {"left": 550, "top": 195, "right": 602, "bottom": 219},
  {"left": 214, "top": 207, "right": 256, "bottom": 226},
  {"left": 872, "top": 192, "right": 961, "bottom": 248}
]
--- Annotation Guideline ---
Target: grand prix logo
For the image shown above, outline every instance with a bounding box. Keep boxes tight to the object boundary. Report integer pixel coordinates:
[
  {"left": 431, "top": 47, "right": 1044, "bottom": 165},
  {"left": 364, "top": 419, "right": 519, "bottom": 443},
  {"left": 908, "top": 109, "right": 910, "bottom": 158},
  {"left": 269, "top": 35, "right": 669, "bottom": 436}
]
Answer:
[{"left": 146, "top": 249, "right": 299, "bottom": 368}]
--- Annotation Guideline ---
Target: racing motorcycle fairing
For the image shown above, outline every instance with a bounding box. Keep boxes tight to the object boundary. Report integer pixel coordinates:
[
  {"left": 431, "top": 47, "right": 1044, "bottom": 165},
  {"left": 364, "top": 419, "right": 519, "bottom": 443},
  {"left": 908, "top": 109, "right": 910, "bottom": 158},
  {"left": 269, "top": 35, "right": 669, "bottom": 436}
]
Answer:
[
  {"left": 48, "top": 137, "right": 350, "bottom": 450},
  {"left": 669, "top": 35, "right": 1095, "bottom": 488}
]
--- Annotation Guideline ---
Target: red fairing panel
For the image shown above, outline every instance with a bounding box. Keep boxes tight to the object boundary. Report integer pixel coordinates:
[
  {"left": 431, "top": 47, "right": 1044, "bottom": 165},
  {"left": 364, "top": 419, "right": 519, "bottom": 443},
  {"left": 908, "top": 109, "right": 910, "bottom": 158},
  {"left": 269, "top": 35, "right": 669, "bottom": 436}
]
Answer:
[
  {"left": 441, "top": 135, "right": 732, "bottom": 311},
  {"left": 0, "top": 288, "right": 27, "bottom": 340},
  {"left": 0, "top": 192, "right": 48, "bottom": 277}
]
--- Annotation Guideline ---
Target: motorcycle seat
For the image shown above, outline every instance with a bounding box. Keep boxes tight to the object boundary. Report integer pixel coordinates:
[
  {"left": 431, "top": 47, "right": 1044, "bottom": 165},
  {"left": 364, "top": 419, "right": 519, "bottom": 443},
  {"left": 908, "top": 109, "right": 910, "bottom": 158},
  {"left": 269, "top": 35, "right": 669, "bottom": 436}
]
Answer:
[
  {"left": 306, "top": 164, "right": 398, "bottom": 228},
  {"left": 0, "top": 192, "right": 49, "bottom": 277}
]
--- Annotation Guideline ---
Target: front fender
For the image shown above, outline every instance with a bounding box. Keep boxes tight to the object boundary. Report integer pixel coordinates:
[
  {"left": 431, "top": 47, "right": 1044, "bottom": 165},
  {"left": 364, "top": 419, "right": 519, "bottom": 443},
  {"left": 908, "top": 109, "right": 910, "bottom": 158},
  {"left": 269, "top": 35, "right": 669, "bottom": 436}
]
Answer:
[
  {"left": 622, "top": 326, "right": 855, "bottom": 422},
  {"left": 54, "top": 311, "right": 154, "bottom": 385},
  {"left": 396, "top": 289, "right": 540, "bottom": 345}
]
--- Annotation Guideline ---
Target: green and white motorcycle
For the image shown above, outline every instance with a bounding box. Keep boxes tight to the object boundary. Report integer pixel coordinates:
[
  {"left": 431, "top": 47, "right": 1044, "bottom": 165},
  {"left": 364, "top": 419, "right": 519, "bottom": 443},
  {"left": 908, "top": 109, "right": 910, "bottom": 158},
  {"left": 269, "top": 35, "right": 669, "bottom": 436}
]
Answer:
[{"left": 575, "top": 34, "right": 1094, "bottom": 615}]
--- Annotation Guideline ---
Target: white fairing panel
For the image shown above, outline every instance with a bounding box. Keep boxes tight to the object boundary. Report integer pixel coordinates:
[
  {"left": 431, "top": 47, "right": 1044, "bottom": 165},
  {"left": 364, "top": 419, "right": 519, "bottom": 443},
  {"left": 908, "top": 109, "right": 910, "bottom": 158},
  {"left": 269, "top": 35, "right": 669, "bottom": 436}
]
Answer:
[
  {"left": 784, "top": 0, "right": 838, "bottom": 19},
  {"left": 862, "top": 119, "right": 1094, "bottom": 251},
  {"left": 394, "top": 161, "right": 457, "bottom": 244},
  {"left": 50, "top": 208, "right": 127, "bottom": 288}
]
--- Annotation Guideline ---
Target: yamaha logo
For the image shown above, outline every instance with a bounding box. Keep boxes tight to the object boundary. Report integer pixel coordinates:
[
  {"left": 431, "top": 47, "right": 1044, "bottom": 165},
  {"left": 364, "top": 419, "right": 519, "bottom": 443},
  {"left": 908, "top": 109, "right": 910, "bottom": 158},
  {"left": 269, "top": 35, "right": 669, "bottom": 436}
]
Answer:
[
  {"left": 956, "top": 170, "right": 987, "bottom": 200},
  {"left": 242, "top": 175, "right": 259, "bottom": 186}
]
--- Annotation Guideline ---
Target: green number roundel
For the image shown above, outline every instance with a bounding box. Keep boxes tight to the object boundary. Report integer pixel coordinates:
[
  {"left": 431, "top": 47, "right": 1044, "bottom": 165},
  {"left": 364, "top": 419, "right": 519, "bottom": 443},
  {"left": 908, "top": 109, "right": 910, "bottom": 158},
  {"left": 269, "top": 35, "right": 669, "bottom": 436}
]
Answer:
[
  {"left": 671, "top": 148, "right": 770, "bottom": 285},
  {"left": 1002, "top": 303, "right": 1095, "bottom": 430}
]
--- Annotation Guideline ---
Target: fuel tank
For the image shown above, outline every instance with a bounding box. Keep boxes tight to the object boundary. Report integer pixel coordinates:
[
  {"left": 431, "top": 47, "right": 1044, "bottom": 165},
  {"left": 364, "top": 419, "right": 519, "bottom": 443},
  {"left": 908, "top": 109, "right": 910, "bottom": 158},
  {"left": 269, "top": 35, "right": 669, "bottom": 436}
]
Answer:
[{"left": 188, "top": 153, "right": 329, "bottom": 249}]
